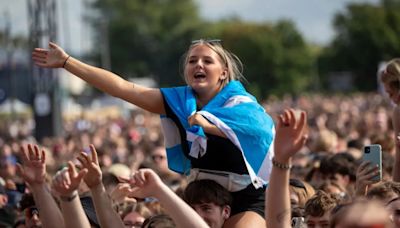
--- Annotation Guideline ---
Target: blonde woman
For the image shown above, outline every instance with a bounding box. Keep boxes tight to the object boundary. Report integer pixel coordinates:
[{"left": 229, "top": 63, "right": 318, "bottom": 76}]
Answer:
[{"left": 32, "top": 40, "right": 275, "bottom": 227}]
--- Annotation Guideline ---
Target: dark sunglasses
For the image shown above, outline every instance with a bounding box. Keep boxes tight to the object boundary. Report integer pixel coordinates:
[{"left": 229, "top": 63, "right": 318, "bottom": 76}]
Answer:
[
  {"left": 289, "top": 179, "right": 307, "bottom": 193},
  {"left": 25, "top": 207, "right": 39, "bottom": 218},
  {"left": 191, "top": 39, "right": 222, "bottom": 45}
]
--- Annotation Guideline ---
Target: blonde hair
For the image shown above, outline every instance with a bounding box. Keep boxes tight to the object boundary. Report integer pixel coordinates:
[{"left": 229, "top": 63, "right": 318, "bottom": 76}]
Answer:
[
  {"left": 181, "top": 39, "right": 244, "bottom": 87},
  {"left": 380, "top": 58, "right": 400, "bottom": 90}
]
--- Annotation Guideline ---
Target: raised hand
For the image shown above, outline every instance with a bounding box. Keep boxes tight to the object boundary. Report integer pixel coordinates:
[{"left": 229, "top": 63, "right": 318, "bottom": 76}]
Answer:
[
  {"left": 52, "top": 162, "right": 88, "bottom": 197},
  {"left": 32, "top": 42, "right": 69, "bottom": 68},
  {"left": 77, "top": 145, "right": 102, "bottom": 188},
  {"left": 274, "top": 109, "right": 308, "bottom": 164},
  {"left": 119, "top": 169, "right": 164, "bottom": 199},
  {"left": 110, "top": 183, "right": 137, "bottom": 205},
  {"left": 17, "top": 144, "right": 47, "bottom": 187},
  {"left": 355, "top": 161, "right": 380, "bottom": 196}
]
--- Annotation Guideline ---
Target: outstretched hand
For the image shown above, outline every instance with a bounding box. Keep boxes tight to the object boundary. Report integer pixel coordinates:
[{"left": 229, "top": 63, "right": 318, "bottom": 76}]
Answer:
[
  {"left": 17, "top": 144, "right": 47, "bottom": 187},
  {"left": 110, "top": 183, "right": 137, "bottom": 205},
  {"left": 77, "top": 145, "right": 102, "bottom": 188},
  {"left": 274, "top": 109, "right": 308, "bottom": 164},
  {"left": 52, "top": 162, "right": 88, "bottom": 197},
  {"left": 32, "top": 42, "right": 69, "bottom": 68},
  {"left": 118, "top": 169, "right": 164, "bottom": 200}
]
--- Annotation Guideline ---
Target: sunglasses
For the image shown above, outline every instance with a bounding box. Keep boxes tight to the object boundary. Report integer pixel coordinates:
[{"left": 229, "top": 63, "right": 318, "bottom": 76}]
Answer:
[
  {"left": 25, "top": 207, "right": 39, "bottom": 219},
  {"left": 191, "top": 39, "right": 222, "bottom": 45},
  {"left": 289, "top": 179, "right": 307, "bottom": 193}
]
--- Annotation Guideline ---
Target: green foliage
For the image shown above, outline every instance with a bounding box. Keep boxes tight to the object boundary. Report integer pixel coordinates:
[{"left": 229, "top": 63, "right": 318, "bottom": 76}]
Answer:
[
  {"left": 91, "top": 0, "right": 203, "bottom": 86},
  {"left": 198, "top": 20, "right": 315, "bottom": 98},
  {"left": 90, "top": 0, "right": 315, "bottom": 98},
  {"left": 318, "top": 0, "right": 400, "bottom": 91}
]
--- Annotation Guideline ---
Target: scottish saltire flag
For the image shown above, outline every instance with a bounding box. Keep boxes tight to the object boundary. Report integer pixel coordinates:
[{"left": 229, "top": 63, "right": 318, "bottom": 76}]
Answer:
[{"left": 160, "top": 81, "right": 275, "bottom": 188}]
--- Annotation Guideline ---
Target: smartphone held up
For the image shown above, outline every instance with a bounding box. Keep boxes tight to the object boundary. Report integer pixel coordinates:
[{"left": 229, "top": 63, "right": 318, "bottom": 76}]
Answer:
[{"left": 363, "top": 144, "right": 382, "bottom": 182}]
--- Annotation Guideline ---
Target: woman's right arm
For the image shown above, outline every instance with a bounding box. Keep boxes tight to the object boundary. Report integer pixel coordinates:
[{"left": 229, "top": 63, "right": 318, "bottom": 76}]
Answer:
[{"left": 32, "top": 42, "right": 165, "bottom": 114}]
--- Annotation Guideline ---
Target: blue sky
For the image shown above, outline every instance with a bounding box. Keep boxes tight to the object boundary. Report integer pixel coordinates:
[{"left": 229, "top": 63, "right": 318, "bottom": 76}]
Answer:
[{"left": 1, "top": 0, "right": 379, "bottom": 55}]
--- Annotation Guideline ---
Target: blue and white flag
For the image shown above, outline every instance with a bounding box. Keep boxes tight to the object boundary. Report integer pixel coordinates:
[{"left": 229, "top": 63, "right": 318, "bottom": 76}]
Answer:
[{"left": 160, "top": 81, "right": 275, "bottom": 188}]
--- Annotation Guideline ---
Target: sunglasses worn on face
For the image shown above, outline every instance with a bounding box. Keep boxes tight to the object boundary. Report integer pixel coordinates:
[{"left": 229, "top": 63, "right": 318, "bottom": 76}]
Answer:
[{"left": 191, "top": 39, "right": 222, "bottom": 45}]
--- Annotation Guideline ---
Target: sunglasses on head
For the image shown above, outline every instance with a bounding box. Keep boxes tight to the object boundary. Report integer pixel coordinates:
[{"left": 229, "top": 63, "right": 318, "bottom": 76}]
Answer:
[
  {"left": 289, "top": 179, "right": 307, "bottom": 193},
  {"left": 191, "top": 39, "right": 222, "bottom": 45},
  {"left": 25, "top": 207, "right": 39, "bottom": 218}
]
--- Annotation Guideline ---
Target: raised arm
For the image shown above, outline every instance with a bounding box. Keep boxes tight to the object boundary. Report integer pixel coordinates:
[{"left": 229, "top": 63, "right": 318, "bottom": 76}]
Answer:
[
  {"left": 77, "top": 144, "right": 124, "bottom": 228},
  {"left": 122, "top": 168, "right": 209, "bottom": 228},
  {"left": 32, "top": 42, "right": 164, "bottom": 114},
  {"left": 52, "top": 162, "right": 90, "bottom": 228},
  {"left": 266, "top": 109, "right": 308, "bottom": 228},
  {"left": 17, "top": 144, "right": 65, "bottom": 228}
]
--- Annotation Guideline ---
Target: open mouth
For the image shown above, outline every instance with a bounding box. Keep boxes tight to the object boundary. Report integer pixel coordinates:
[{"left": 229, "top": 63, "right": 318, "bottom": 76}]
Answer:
[{"left": 194, "top": 72, "right": 206, "bottom": 79}]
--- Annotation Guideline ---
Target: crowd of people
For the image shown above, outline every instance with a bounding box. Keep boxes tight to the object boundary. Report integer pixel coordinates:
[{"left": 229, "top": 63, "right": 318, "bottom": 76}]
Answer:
[{"left": 0, "top": 39, "right": 399, "bottom": 228}]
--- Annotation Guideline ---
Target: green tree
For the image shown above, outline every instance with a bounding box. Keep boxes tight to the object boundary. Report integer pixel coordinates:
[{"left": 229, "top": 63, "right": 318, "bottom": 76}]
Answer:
[
  {"left": 199, "top": 19, "right": 315, "bottom": 98},
  {"left": 91, "top": 0, "right": 203, "bottom": 86},
  {"left": 318, "top": 0, "right": 400, "bottom": 91}
]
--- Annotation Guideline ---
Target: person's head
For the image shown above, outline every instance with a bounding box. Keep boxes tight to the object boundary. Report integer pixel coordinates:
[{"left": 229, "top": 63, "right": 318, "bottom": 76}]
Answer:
[
  {"left": 19, "top": 193, "right": 41, "bottom": 228},
  {"left": 182, "top": 39, "right": 243, "bottom": 97},
  {"left": 150, "top": 146, "right": 168, "bottom": 172},
  {"left": 366, "top": 181, "right": 400, "bottom": 203},
  {"left": 183, "top": 179, "right": 232, "bottom": 228},
  {"left": 319, "top": 153, "right": 357, "bottom": 189},
  {"left": 318, "top": 180, "right": 348, "bottom": 201},
  {"left": 330, "top": 199, "right": 391, "bottom": 228},
  {"left": 381, "top": 58, "right": 400, "bottom": 105},
  {"left": 141, "top": 214, "right": 176, "bottom": 228},
  {"left": 304, "top": 191, "right": 342, "bottom": 228},
  {"left": 120, "top": 202, "right": 152, "bottom": 228},
  {"left": 0, "top": 154, "right": 17, "bottom": 179},
  {"left": 289, "top": 179, "right": 316, "bottom": 208}
]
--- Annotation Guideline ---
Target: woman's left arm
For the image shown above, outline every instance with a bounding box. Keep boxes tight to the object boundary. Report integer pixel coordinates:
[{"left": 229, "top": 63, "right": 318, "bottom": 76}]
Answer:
[{"left": 188, "top": 113, "right": 227, "bottom": 138}]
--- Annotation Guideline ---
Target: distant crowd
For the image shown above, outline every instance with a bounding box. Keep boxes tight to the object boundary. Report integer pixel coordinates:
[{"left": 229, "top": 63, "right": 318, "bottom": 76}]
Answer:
[{"left": 0, "top": 92, "right": 398, "bottom": 227}]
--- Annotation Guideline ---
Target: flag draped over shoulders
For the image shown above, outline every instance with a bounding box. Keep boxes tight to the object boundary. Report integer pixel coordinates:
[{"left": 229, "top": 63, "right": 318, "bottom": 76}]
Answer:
[{"left": 160, "top": 81, "right": 275, "bottom": 188}]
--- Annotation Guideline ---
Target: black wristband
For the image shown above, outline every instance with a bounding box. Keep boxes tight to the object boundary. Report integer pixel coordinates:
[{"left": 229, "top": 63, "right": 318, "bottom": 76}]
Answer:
[
  {"left": 60, "top": 192, "right": 78, "bottom": 202},
  {"left": 63, "top": 55, "right": 71, "bottom": 68}
]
